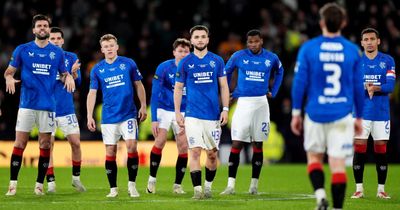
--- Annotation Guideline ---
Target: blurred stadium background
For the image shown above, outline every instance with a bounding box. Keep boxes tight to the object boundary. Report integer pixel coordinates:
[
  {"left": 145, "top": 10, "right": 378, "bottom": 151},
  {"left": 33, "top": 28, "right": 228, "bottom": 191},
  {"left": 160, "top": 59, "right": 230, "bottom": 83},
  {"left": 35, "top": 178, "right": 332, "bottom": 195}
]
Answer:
[{"left": 0, "top": 0, "right": 399, "bottom": 165}]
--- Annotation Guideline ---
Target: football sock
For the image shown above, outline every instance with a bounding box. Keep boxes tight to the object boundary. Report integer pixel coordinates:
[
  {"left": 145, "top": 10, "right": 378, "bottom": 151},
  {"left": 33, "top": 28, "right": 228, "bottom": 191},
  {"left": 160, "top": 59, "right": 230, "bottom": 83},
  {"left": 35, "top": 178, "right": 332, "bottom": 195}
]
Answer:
[
  {"left": 150, "top": 146, "right": 162, "bottom": 178},
  {"left": 228, "top": 147, "right": 241, "bottom": 178},
  {"left": 127, "top": 152, "right": 139, "bottom": 182},
  {"left": 105, "top": 156, "right": 117, "bottom": 188},
  {"left": 251, "top": 147, "right": 263, "bottom": 179},
  {"left": 190, "top": 170, "right": 201, "bottom": 187},
  {"left": 10, "top": 147, "right": 24, "bottom": 181},
  {"left": 175, "top": 153, "right": 188, "bottom": 184},
  {"left": 374, "top": 144, "right": 388, "bottom": 185},
  {"left": 72, "top": 160, "right": 81, "bottom": 176},
  {"left": 46, "top": 167, "right": 55, "bottom": 182},
  {"left": 353, "top": 144, "right": 367, "bottom": 184},
  {"left": 308, "top": 162, "right": 324, "bottom": 191},
  {"left": 205, "top": 167, "right": 216, "bottom": 182},
  {"left": 331, "top": 172, "right": 347, "bottom": 209},
  {"left": 37, "top": 148, "right": 50, "bottom": 184}
]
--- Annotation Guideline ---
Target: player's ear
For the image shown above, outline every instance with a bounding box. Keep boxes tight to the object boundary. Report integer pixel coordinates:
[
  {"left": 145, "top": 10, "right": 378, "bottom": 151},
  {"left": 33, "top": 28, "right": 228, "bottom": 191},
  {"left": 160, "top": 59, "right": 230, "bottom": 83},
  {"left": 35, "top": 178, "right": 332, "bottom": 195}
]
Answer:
[
  {"left": 116, "top": 44, "right": 119, "bottom": 51},
  {"left": 319, "top": 19, "right": 325, "bottom": 29},
  {"left": 377, "top": 38, "right": 381, "bottom": 46},
  {"left": 340, "top": 19, "right": 347, "bottom": 29}
]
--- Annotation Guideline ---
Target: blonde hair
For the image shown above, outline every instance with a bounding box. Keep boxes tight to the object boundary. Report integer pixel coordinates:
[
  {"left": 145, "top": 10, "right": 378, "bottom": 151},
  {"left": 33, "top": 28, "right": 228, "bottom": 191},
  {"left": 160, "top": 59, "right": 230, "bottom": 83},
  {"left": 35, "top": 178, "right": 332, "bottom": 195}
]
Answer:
[{"left": 99, "top": 34, "right": 118, "bottom": 45}]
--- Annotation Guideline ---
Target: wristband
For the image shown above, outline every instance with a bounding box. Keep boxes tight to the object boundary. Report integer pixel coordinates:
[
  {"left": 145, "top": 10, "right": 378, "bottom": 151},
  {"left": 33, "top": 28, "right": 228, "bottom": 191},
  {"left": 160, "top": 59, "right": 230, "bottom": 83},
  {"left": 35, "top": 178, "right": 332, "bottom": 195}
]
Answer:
[{"left": 222, "top": 107, "right": 229, "bottom": 112}]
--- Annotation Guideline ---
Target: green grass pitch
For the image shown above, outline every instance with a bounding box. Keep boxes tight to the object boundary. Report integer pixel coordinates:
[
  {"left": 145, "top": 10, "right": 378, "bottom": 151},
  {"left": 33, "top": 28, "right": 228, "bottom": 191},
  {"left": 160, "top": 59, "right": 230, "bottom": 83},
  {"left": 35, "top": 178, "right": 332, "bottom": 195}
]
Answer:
[{"left": 0, "top": 164, "right": 398, "bottom": 210}]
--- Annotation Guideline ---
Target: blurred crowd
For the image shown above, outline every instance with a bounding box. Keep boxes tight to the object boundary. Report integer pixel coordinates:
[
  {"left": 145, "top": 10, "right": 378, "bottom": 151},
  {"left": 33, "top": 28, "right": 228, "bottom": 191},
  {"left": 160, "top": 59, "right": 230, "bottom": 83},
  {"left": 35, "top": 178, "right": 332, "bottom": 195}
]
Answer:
[{"left": 0, "top": 0, "right": 399, "bottom": 162}]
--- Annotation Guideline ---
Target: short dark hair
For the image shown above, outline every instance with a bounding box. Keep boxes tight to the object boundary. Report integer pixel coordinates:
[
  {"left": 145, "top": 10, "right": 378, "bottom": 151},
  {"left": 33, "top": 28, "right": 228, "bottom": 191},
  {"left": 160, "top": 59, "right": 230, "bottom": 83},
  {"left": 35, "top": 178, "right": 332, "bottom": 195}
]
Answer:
[
  {"left": 319, "top": 3, "right": 346, "bottom": 33},
  {"left": 189, "top": 25, "right": 209, "bottom": 37},
  {"left": 246, "top": 29, "right": 262, "bottom": 38},
  {"left": 32, "top": 14, "right": 51, "bottom": 28},
  {"left": 99, "top": 34, "right": 118, "bottom": 45},
  {"left": 361, "top": 28, "right": 380, "bottom": 39},
  {"left": 173, "top": 38, "right": 191, "bottom": 50},
  {"left": 50, "top": 27, "right": 64, "bottom": 38}
]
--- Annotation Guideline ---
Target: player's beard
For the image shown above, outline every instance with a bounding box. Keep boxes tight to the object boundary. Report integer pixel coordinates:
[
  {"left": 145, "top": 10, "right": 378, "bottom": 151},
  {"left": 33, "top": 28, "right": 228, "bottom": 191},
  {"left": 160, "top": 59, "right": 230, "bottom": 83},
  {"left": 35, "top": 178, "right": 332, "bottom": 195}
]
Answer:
[
  {"left": 366, "top": 49, "right": 376, "bottom": 54},
  {"left": 36, "top": 32, "right": 50, "bottom": 40},
  {"left": 250, "top": 48, "right": 261, "bottom": 54},
  {"left": 194, "top": 44, "right": 207, "bottom": 52}
]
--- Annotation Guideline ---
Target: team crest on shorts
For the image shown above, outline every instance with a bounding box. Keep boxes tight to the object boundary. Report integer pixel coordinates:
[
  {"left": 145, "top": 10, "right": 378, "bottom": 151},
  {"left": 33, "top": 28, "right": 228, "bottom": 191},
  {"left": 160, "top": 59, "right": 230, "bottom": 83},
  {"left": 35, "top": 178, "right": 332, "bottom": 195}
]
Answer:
[{"left": 189, "top": 137, "right": 195, "bottom": 145}]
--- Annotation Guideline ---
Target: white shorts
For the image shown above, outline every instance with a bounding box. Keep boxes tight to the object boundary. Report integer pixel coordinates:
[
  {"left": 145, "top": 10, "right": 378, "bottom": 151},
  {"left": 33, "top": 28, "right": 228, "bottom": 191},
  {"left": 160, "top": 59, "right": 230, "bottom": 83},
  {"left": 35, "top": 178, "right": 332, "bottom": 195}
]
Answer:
[
  {"left": 231, "top": 96, "right": 270, "bottom": 142},
  {"left": 157, "top": 108, "right": 184, "bottom": 135},
  {"left": 185, "top": 117, "right": 221, "bottom": 150},
  {"left": 304, "top": 114, "right": 354, "bottom": 158},
  {"left": 101, "top": 118, "right": 138, "bottom": 145},
  {"left": 16, "top": 108, "right": 55, "bottom": 133},
  {"left": 354, "top": 119, "right": 390, "bottom": 140},
  {"left": 51, "top": 114, "right": 80, "bottom": 137}
]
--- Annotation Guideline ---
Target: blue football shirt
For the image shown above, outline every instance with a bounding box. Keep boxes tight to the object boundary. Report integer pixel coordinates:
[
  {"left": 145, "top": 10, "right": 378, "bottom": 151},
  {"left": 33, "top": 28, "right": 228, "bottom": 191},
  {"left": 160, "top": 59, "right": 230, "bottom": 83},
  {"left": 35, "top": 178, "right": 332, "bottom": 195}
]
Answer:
[
  {"left": 292, "top": 35, "right": 364, "bottom": 122},
  {"left": 175, "top": 52, "right": 226, "bottom": 121},
  {"left": 9, "top": 41, "right": 67, "bottom": 112},
  {"left": 89, "top": 56, "right": 143, "bottom": 124},
  {"left": 360, "top": 52, "right": 396, "bottom": 121},
  {"left": 54, "top": 51, "right": 81, "bottom": 117},
  {"left": 150, "top": 59, "right": 186, "bottom": 122},
  {"left": 225, "top": 48, "right": 284, "bottom": 98}
]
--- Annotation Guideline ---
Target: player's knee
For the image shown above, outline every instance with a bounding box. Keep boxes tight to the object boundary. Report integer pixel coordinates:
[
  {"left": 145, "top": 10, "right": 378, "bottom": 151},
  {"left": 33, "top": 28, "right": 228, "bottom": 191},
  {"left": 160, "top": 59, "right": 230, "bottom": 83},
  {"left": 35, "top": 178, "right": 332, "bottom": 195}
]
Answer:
[
  {"left": 253, "top": 142, "right": 263, "bottom": 149},
  {"left": 40, "top": 141, "right": 52, "bottom": 149},
  {"left": 154, "top": 140, "right": 166, "bottom": 149},
  {"left": 231, "top": 141, "right": 243, "bottom": 150},
  {"left": 126, "top": 140, "right": 138, "bottom": 152},
  {"left": 105, "top": 146, "right": 117, "bottom": 156},
  {"left": 190, "top": 149, "right": 201, "bottom": 160},
  {"left": 127, "top": 146, "right": 138, "bottom": 154},
  {"left": 70, "top": 140, "right": 80, "bottom": 151},
  {"left": 13, "top": 140, "right": 28, "bottom": 150},
  {"left": 207, "top": 152, "right": 218, "bottom": 163},
  {"left": 328, "top": 157, "right": 346, "bottom": 173},
  {"left": 178, "top": 143, "right": 188, "bottom": 153}
]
